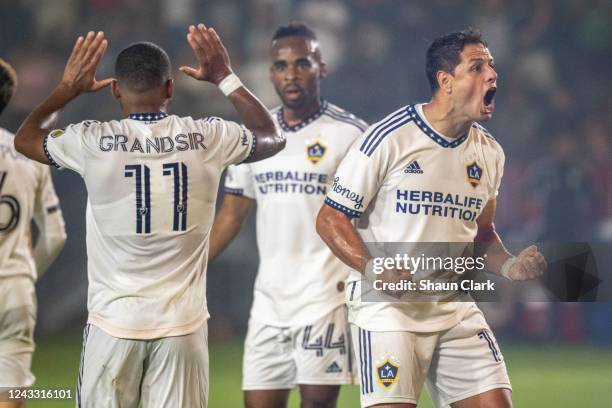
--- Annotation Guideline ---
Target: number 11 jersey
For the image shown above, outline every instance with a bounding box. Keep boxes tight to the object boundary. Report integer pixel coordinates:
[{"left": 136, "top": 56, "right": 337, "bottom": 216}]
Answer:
[{"left": 45, "top": 113, "right": 255, "bottom": 339}]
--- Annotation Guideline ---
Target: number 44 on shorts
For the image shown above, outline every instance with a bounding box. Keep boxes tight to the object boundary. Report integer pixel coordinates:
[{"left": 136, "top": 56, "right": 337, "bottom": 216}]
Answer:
[{"left": 302, "top": 323, "right": 346, "bottom": 357}]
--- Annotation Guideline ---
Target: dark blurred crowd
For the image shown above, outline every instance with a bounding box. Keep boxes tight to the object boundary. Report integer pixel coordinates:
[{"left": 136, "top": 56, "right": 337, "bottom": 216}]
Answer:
[
  {"left": 1, "top": 0, "right": 610, "bottom": 340},
  {"left": 2, "top": 0, "right": 610, "bottom": 242}
]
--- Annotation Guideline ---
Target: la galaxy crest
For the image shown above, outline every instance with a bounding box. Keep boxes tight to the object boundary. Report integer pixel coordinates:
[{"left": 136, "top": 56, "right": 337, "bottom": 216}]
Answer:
[
  {"left": 375, "top": 355, "right": 400, "bottom": 388},
  {"left": 466, "top": 161, "right": 483, "bottom": 188},
  {"left": 306, "top": 139, "right": 327, "bottom": 164}
]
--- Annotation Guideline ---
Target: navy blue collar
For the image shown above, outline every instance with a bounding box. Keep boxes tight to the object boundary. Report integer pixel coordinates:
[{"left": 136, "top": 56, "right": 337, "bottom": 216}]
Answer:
[
  {"left": 128, "top": 112, "right": 168, "bottom": 122},
  {"left": 277, "top": 100, "right": 328, "bottom": 132},
  {"left": 409, "top": 104, "right": 468, "bottom": 148}
]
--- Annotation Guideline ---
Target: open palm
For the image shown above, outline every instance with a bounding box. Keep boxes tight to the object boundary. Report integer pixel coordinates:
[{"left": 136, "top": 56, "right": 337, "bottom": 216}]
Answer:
[
  {"left": 62, "top": 31, "right": 113, "bottom": 93},
  {"left": 179, "top": 24, "right": 232, "bottom": 85}
]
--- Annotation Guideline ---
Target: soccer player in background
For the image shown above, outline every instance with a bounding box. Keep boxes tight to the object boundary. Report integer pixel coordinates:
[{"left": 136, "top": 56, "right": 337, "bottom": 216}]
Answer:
[
  {"left": 317, "top": 29, "right": 546, "bottom": 407},
  {"left": 13, "top": 25, "right": 284, "bottom": 407},
  {"left": 209, "top": 23, "right": 367, "bottom": 408},
  {"left": 0, "top": 59, "right": 66, "bottom": 408}
]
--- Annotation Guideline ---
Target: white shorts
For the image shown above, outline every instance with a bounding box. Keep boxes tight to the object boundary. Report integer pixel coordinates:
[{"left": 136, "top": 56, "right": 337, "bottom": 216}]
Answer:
[
  {"left": 0, "top": 277, "right": 36, "bottom": 388},
  {"left": 77, "top": 323, "right": 208, "bottom": 408},
  {"left": 352, "top": 304, "right": 511, "bottom": 407},
  {"left": 242, "top": 306, "right": 355, "bottom": 390}
]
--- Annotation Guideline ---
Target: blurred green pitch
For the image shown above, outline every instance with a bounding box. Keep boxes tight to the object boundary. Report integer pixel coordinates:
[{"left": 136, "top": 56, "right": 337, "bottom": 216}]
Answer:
[{"left": 29, "top": 337, "right": 612, "bottom": 407}]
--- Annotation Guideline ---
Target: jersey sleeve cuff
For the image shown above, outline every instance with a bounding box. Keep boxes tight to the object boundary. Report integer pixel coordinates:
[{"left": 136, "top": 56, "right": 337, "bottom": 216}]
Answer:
[
  {"left": 224, "top": 187, "right": 244, "bottom": 196},
  {"left": 43, "top": 134, "right": 61, "bottom": 169},
  {"left": 240, "top": 129, "right": 257, "bottom": 163},
  {"left": 324, "top": 197, "right": 362, "bottom": 218}
]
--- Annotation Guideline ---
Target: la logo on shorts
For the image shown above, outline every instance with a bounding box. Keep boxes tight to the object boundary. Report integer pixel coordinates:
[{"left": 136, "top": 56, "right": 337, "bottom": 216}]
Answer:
[
  {"left": 306, "top": 139, "right": 327, "bottom": 164},
  {"left": 375, "top": 356, "right": 400, "bottom": 388}
]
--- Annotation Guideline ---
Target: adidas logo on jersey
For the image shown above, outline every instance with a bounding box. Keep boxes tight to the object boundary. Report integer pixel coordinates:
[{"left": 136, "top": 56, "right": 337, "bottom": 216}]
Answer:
[
  {"left": 325, "top": 361, "right": 343, "bottom": 373},
  {"left": 404, "top": 160, "right": 424, "bottom": 174}
]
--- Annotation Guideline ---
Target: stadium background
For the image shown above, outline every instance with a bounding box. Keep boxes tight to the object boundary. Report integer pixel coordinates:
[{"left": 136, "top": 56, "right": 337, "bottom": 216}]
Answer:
[{"left": 1, "top": 0, "right": 611, "bottom": 406}]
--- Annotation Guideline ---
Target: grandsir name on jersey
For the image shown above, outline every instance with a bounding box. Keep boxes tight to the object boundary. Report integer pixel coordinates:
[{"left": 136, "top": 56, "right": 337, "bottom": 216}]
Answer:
[
  {"left": 97, "top": 131, "right": 207, "bottom": 154},
  {"left": 44, "top": 113, "right": 255, "bottom": 339},
  {"left": 325, "top": 104, "right": 505, "bottom": 333},
  {"left": 224, "top": 101, "right": 367, "bottom": 327}
]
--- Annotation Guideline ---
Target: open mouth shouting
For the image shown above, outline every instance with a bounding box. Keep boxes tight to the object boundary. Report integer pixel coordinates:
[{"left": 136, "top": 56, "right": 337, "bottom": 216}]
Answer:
[
  {"left": 283, "top": 84, "right": 304, "bottom": 101},
  {"left": 482, "top": 86, "right": 497, "bottom": 115}
]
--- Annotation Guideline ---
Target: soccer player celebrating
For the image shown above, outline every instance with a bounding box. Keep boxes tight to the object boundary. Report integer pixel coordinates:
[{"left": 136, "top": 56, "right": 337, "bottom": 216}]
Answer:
[
  {"left": 14, "top": 25, "right": 284, "bottom": 407},
  {"left": 209, "top": 23, "right": 367, "bottom": 408},
  {"left": 317, "top": 29, "right": 546, "bottom": 408},
  {"left": 0, "top": 59, "right": 66, "bottom": 408}
]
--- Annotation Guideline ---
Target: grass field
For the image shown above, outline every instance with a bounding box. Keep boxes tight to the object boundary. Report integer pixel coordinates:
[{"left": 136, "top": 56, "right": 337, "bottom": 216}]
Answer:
[{"left": 29, "top": 337, "right": 612, "bottom": 407}]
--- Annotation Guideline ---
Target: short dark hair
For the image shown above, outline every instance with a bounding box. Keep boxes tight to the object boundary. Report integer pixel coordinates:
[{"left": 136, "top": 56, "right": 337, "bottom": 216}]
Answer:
[
  {"left": 115, "top": 42, "right": 171, "bottom": 92},
  {"left": 426, "top": 28, "right": 487, "bottom": 93},
  {"left": 0, "top": 58, "right": 17, "bottom": 116},
  {"left": 272, "top": 22, "right": 317, "bottom": 42}
]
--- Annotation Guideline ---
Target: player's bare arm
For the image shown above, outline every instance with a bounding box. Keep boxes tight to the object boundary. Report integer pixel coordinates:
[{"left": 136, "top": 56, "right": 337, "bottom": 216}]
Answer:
[
  {"left": 208, "top": 193, "right": 253, "bottom": 262},
  {"left": 14, "top": 31, "right": 112, "bottom": 163},
  {"left": 316, "top": 204, "right": 411, "bottom": 298},
  {"left": 179, "top": 23, "right": 285, "bottom": 161},
  {"left": 316, "top": 204, "right": 369, "bottom": 273},
  {"left": 32, "top": 172, "right": 67, "bottom": 276},
  {"left": 475, "top": 198, "right": 547, "bottom": 280}
]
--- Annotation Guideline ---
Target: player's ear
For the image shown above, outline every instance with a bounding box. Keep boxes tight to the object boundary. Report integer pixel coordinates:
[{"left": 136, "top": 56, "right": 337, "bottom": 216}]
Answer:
[
  {"left": 165, "top": 78, "right": 174, "bottom": 99},
  {"left": 110, "top": 80, "right": 120, "bottom": 99},
  {"left": 437, "top": 71, "right": 452, "bottom": 94},
  {"left": 318, "top": 60, "right": 327, "bottom": 80}
]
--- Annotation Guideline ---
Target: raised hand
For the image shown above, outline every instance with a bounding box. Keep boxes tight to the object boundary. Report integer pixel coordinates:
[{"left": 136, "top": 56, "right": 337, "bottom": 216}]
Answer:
[
  {"left": 61, "top": 31, "right": 113, "bottom": 94},
  {"left": 507, "top": 245, "right": 547, "bottom": 281},
  {"left": 179, "top": 23, "right": 233, "bottom": 85}
]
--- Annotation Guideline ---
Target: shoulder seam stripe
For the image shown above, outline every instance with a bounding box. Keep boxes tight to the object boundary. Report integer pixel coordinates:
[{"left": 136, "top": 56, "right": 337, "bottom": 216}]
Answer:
[
  {"left": 360, "top": 107, "right": 407, "bottom": 151},
  {"left": 472, "top": 123, "right": 495, "bottom": 140},
  {"left": 365, "top": 117, "right": 413, "bottom": 157},
  {"left": 323, "top": 108, "right": 363, "bottom": 122},
  {"left": 325, "top": 109, "right": 367, "bottom": 128},
  {"left": 326, "top": 105, "right": 352, "bottom": 116},
  {"left": 360, "top": 107, "right": 408, "bottom": 153},
  {"left": 362, "top": 112, "right": 410, "bottom": 154},
  {"left": 326, "top": 105, "right": 363, "bottom": 121},
  {"left": 323, "top": 112, "right": 367, "bottom": 130},
  {"left": 325, "top": 105, "right": 368, "bottom": 127},
  {"left": 323, "top": 112, "right": 368, "bottom": 131}
]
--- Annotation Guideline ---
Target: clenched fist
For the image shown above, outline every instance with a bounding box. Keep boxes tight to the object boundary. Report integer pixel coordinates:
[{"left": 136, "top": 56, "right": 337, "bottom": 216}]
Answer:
[{"left": 504, "top": 245, "right": 547, "bottom": 281}]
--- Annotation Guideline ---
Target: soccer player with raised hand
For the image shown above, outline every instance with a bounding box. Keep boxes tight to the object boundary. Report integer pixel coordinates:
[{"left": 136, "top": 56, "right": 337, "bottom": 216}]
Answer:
[{"left": 14, "top": 25, "right": 284, "bottom": 407}]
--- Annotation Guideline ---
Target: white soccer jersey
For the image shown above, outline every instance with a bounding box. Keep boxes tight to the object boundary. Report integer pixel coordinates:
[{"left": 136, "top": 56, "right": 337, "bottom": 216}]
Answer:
[
  {"left": 0, "top": 127, "right": 64, "bottom": 282},
  {"left": 225, "top": 101, "right": 367, "bottom": 327},
  {"left": 45, "top": 113, "right": 255, "bottom": 339},
  {"left": 325, "top": 104, "right": 505, "bottom": 332}
]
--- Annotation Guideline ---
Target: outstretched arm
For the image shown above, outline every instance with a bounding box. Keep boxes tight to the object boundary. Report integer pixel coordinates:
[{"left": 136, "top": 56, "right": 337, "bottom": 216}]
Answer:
[
  {"left": 15, "top": 31, "right": 113, "bottom": 164},
  {"left": 208, "top": 193, "right": 253, "bottom": 263},
  {"left": 179, "top": 23, "right": 285, "bottom": 162},
  {"left": 475, "top": 198, "right": 546, "bottom": 280}
]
